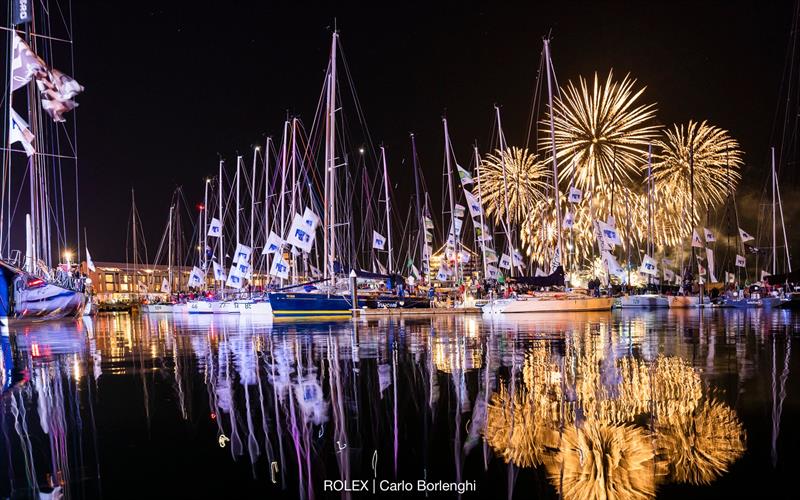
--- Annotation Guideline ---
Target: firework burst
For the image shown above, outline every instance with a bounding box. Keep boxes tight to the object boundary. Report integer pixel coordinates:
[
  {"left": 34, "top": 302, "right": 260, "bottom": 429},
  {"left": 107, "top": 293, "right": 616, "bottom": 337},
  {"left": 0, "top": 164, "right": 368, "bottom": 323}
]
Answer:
[
  {"left": 546, "top": 70, "right": 659, "bottom": 191},
  {"left": 649, "top": 120, "right": 743, "bottom": 215},
  {"left": 477, "top": 147, "right": 550, "bottom": 226}
]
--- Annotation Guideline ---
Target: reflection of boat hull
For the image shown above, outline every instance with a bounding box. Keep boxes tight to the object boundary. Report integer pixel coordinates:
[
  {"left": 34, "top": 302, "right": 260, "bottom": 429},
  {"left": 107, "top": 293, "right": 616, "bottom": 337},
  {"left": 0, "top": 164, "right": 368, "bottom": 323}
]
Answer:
[
  {"left": 483, "top": 295, "right": 613, "bottom": 314},
  {"left": 668, "top": 296, "right": 710, "bottom": 308},
  {"left": 616, "top": 294, "right": 670, "bottom": 309},
  {"left": 268, "top": 292, "right": 363, "bottom": 318},
  {"left": 212, "top": 301, "right": 240, "bottom": 314},
  {"left": 14, "top": 282, "right": 85, "bottom": 320},
  {"left": 141, "top": 303, "right": 175, "bottom": 313},
  {"left": 778, "top": 293, "right": 800, "bottom": 309}
]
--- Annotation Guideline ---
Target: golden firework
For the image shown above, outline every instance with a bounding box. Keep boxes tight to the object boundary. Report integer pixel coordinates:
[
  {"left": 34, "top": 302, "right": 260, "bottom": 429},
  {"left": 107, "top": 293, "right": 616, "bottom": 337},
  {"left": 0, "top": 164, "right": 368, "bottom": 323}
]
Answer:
[
  {"left": 649, "top": 120, "right": 743, "bottom": 215},
  {"left": 477, "top": 147, "right": 550, "bottom": 226},
  {"left": 546, "top": 70, "right": 659, "bottom": 191}
]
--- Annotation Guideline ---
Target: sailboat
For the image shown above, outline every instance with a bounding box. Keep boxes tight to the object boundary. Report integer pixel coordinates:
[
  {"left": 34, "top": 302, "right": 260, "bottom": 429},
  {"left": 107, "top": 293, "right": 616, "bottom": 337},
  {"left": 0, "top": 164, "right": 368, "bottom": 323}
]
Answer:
[
  {"left": 482, "top": 38, "right": 613, "bottom": 315},
  {"left": 0, "top": 6, "right": 87, "bottom": 322}
]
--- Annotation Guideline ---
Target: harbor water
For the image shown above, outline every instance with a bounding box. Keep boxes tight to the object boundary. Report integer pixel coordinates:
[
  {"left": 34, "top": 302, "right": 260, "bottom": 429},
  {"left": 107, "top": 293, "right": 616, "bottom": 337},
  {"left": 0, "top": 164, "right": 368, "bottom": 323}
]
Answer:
[{"left": 1, "top": 310, "right": 798, "bottom": 498}]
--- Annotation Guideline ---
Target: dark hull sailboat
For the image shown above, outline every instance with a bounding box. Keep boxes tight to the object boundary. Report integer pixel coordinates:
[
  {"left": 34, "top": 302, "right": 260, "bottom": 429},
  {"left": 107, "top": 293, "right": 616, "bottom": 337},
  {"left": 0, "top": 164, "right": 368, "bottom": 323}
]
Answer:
[
  {"left": 267, "top": 292, "right": 364, "bottom": 318},
  {"left": 0, "top": 262, "right": 85, "bottom": 321}
]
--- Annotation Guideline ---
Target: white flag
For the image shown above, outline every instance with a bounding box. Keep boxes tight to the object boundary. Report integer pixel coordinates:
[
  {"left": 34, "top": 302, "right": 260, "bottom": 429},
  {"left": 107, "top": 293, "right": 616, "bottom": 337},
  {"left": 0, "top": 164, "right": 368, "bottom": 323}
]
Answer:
[
  {"left": 550, "top": 246, "right": 561, "bottom": 274},
  {"left": 372, "top": 230, "right": 386, "bottom": 250},
  {"left": 449, "top": 217, "right": 464, "bottom": 238},
  {"left": 376, "top": 260, "right": 388, "bottom": 275},
  {"left": 602, "top": 251, "right": 626, "bottom": 279},
  {"left": 607, "top": 215, "right": 616, "bottom": 227},
  {"left": 187, "top": 266, "right": 204, "bottom": 289},
  {"left": 9, "top": 108, "right": 35, "bottom": 156},
  {"left": 567, "top": 186, "right": 582, "bottom": 203},
  {"left": 483, "top": 248, "right": 498, "bottom": 264},
  {"left": 310, "top": 264, "right": 321, "bottom": 278},
  {"left": 463, "top": 189, "right": 483, "bottom": 218},
  {"left": 269, "top": 254, "right": 290, "bottom": 279},
  {"left": 760, "top": 270, "right": 771, "bottom": 282},
  {"left": 225, "top": 266, "right": 245, "bottom": 289},
  {"left": 436, "top": 265, "right": 449, "bottom": 281},
  {"left": 662, "top": 258, "right": 673, "bottom": 268},
  {"left": 499, "top": 253, "right": 512, "bottom": 270},
  {"left": 663, "top": 268, "right": 675, "bottom": 282},
  {"left": 212, "top": 261, "right": 226, "bottom": 281},
  {"left": 705, "top": 247, "right": 718, "bottom": 282},
  {"left": 534, "top": 267, "right": 548, "bottom": 277},
  {"left": 512, "top": 249, "right": 524, "bottom": 267},
  {"left": 85, "top": 248, "right": 96, "bottom": 272},
  {"left": 456, "top": 164, "right": 473, "bottom": 185},
  {"left": 161, "top": 278, "right": 170, "bottom": 294},
  {"left": 562, "top": 209, "right": 574, "bottom": 229},
  {"left": 639, "top": 254, "right": 658, "bottom": 276},
  {"left": 286, "top": 213, "right": 315, "bottom": 253},
  {"left": 703, "top": 227, "right": 715, "bottom": 243},
  {"left": 232, "top": 243, "right": 252, "bottom": 264},
  {"left": 207, "top": 218, "right": 222, "bottom": 238},
  {"left": 739, "top": 228, "right": 754, "bottom": 243},
  {"left": 698, "top": 263, "right": 707, "bottom": 276},
  {"left": 725, "top": 271, "right": 735, "bottom": 283},
  {"left": 691, "top": 229, "right": 704, "bottom": 248},
  {"left": 233, "top": 259, "right": 250, "bottom": 277},
  {"left": 302, "top": 207, "right": 320, "bottom": 230},
  {"left": 262, "top": 231, "right": 284, "bottom": 254},
  {"left": 597, "top": 220, "right": 622, "bottom": 246},
  {"left": 486, "top": 265, "right": 499, "bottom": 280},
  {"left": 460, "top": 252, "right": 471, "bottom": 264},
  {"left": 735, "top": 254, "right": 746, "bottom": 267},
  {"left": 454, "top": 204, "right": 466, "bottom": 218}
]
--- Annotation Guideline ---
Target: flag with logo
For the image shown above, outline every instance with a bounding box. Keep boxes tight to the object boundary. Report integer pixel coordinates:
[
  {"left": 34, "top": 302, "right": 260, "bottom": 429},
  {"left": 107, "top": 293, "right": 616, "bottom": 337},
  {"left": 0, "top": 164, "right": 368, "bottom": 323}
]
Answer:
[
  {"left": 602, "top": 251, "right": 626, "bottom": 279},
  {"left": 483, "top": 248, "right": 498, "bottom": 264},
  {"left": 456, "top": 164, "right": 473, "bottom": 185},
  {"left": 735, "top": 254, "right": 746, "bottom": 267},
  {"left": 372, "top": 230, "right": 386, "bottom": 250},
  {"left": 269, "top": 254, "right": 289, "bottom": 279},
  {"left": 597, "top": 220, "right": 622, "bottom": 247},
  {"left": 705, "top": 247, "right": 718, "bottom": 282},
  {"left": 208, "top": 218, "right": 222, "bottom": 238},
  {"left": 232, "top": 243, "right": 252, "bottom": 264},
  {"left": 302, "top": 207, "right": 320, "bottom": 230},
  {"left": 563, "top": 209, "right": 574, "bottom": 229},
  {"left": 310, "top": 264, "right": 321, "bottom": 278},
  {"left": 262, "top": 231, "right": 284, "bottom": 254},
  {"left": 9, "top": 108, "right": 35, "bottom": 156},
  {"left": 691, "top": 229, "right": 704, "bottom": 248},
  {"left": 725, "top": 271, "right": 735, "bottom": 283},
  {"left": 225, "top": 266, "right": 244, "bottom": 289},
  {"left": 449, "top": 217, "right": 463, "bottom": 238},
  {"left": 463, "top": 189, "right": 483, "bottom": 218},
  {"left": 424, "top": 216, "right": 434, "bottom": 229},
  {"left": 703, "top": 227, "right": 715, "bottom": 243},
  {"left": 499, "top": 253, "right": 512, "bottom": 270},
  {"left": 85, "top": 248, "right": 96, "bottom": 272},
  {"left": 212, "top": 261, "right": 226, "bottom": 281},
  {"left": 486, "top": 265, "right": 499, "bottom": 280},
  {"left": 161, "top": 278, "right": 171, "bottom": 294},
  {"left": 512, "top": 249, "right": 524, "bottom": 267},
  {"left": 568, "top": 186, "right": 582, "bottom": 203},
  {"left": 739, "top": 228, "right": 754, "bottom": 243},
  {"left": 662, "top": 258, "right": 673, "bottom": 268},
  {"left": 663, "top": 268, "right": 675, "bottom": 282},
  {"left": 454, "top": 204, "right": 466, "bottom": 218},
  {"left": 187, "top": 266, "right": 204, "bottom": 289},
  {"left": 639, "top": 254, "right": 658, "bottom": 276},
  {"left": 436, "top": 265, "right": 449, "bottom": 281},
  {"left": 287, "top": 213, "right": 315, "bottom": 252}
]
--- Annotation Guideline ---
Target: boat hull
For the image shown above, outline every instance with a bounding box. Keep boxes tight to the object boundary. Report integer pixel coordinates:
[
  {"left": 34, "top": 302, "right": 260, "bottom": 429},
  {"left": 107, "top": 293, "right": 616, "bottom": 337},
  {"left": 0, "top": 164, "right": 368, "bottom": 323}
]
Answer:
[
  {"left": 667, "top": 296, "right": 710, "bottom": 308},
  {"left": 482, "top": 295, "right": 613, "bottom": 314},
  {"left": 14, "top": 283, "right": 85, "bottom": 320},
  {"left": 615, "top": 294, "right": 670, "bottom": 309},
  {"left": 187, "top": 300, "right": 214, "bottom": 314},
  {"left": 142, "top": 303, "right": 175, "bottom": 313},
  {"left": 720, "top": 297, "right": 782, "bottom": 309},
  {"left": 268, "top": 292, "right": 363, "bottom": 318},
  {"left": 231, "top": 299, "right": 272, "bottom": 315},
  {"left": 363, "top": 295, "right": 431, "bottom": 309}
]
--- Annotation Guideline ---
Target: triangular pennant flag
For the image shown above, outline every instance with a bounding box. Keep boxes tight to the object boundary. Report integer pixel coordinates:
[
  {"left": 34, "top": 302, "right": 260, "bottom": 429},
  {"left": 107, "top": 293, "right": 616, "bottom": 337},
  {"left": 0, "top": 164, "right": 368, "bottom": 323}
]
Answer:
[
  {"left": 703, "top": 227, "right": 715, "bottom": 243},
  {"left": 9, "top": 108, "right": 35, "bottom": 156},
  {"left": 739, "top": 228, "right": 754, "bottom": 243},
  {"left": 691, "top": 229, "right": 704, "bottom": 248},
  {"left": 161, "top": 278, "right": 171, "bottom": 294},
  {"left": 456, "top": 164, "right": 473, "bottom": 185},
  {"left": 85, "top": 248, "right": 96, "bottom": 272},
  {"left": 262, "top": 231, "right": 284, "bottom": 254}
]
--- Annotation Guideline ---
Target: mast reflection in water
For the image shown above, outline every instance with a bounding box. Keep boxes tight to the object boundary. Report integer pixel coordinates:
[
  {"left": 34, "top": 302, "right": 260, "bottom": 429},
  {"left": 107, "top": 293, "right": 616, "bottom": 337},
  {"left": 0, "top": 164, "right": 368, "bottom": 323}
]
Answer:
[{"left": 0, "top": 310, "right": 797, "bottom": 498}]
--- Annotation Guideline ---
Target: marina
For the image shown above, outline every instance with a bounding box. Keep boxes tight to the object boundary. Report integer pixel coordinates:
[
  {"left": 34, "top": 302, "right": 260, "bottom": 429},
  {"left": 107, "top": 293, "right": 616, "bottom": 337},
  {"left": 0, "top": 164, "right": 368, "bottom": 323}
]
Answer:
[{"left": 0, "top": 0, "right": 799, "bottom": 498}]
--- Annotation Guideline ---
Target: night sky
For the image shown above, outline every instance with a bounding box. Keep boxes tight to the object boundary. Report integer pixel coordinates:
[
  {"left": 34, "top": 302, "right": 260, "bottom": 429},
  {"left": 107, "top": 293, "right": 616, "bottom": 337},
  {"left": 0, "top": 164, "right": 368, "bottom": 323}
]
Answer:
[{"left": 66, "top": 1, "right": 796, "bottom": 262}]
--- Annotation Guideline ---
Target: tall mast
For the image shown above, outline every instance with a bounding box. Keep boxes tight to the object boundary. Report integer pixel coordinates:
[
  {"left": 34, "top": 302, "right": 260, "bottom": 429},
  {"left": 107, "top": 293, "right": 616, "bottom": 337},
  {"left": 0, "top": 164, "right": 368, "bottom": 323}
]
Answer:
[
  {"left": 543, "top": 38, "right": 564, "bottom": 273},
  {"left": 236, "top": 155, "right": 242, "bottom": 247},
  {"left": 218, "top": 160, "right": 224, "bottom": 278},
  {"left": 132, "top": 189, "right": 138, "bottom": 296},
  {"left": 775, "top": 151, "right": 792, "bottom": 273},
  {"left": 771, "top": 146, "right": 777, "bottom": 275},
  {"left": 381, "top": 146, "right": 393, "bottom": 272},
  {"left": 203, "top": 177, "right": 210, "bottom": 268},
  {"left": 289, "top": 119, "right": 298, "bottom": 283},
  {"left": 323, "top": 32, "right": 339, "bottom": 283},
  {"left": 264, "top": 137, "right": 271, "bottom": 246},
  {"left": 168, "top": 205, "right": 174, "bottom": 292},
  {"left": 251, "top": 146, "right": 258, "bottom": 255},
  {"left": 443, "top": 118, "right": 459, "bottom": 281},
  {"left": 494, "top": 106, "right": 516, "bottom": 276},
  {"left": 474, "top": 145, "right": 489, "bottom": 279},
  {"left": 411, "top": 134, "right": 425, "bottom": 277}
]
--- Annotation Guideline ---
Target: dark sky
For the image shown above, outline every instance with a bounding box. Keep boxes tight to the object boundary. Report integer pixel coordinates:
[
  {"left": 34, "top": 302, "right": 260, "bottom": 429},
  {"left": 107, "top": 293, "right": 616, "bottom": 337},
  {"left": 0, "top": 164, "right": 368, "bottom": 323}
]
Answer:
[{"left": 66, "top": 0, "right": 795, "bottom": 261}]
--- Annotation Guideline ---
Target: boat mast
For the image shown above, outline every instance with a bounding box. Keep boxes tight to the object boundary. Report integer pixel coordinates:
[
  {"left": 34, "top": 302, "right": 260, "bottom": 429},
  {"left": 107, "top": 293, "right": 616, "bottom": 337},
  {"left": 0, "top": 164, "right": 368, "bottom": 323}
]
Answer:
[
  {"left": 203, "top": 177, "right": 210, "bottom": 269},
  {"left": 251, "top": 145, "right": 258, "bottom": 259},
  {"left": 236, "top": 155, "right": 242, "bottom": 248},
  {"left": 290, "top": 118, "right": 298, "bottom": 283},
  {"left": 543, "top": 38, "right": 565, "bottom": 274},
  {"left": 323, "top": 33, "right": 339, "bottom": 284},
  {"left": 494, "top": 106, "right": 516, "bottom": 276},
  {"left": 775, "top": 149, "right": 792, "bottom": 273},
  {"left": 218, "top": 159, "right": 224, "bottom": 285},
  {"left": 771, "top": 146, "right": 777, "bottom": 275},
  {"left": 168, "top": 205, "right": 173, "bottom": 292},
  {"left": 381, "top": 146, "right": 393, "bottom": 273},
  {"left": 443, "top": 117, "right": 459, "bottom": 282},
  {"left": 411, "top": 134, "right": 425, "bottom": 280},
  {"left": 474, "top": 144, "right": 489, "bottom": 279},
  {"left": 132, "top": 189, "right": 138, "bottom": 297}
]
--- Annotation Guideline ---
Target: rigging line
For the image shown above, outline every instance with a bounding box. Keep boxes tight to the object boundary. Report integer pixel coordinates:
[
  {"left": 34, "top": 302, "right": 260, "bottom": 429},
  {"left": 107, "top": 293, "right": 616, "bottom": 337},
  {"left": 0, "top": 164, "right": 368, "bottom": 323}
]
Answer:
[
  {"left": 0, "top": 26, "right": 72, "bottom": 43},
  {"left": 0, "top": 147, "right": 77, "bottom": 160}
]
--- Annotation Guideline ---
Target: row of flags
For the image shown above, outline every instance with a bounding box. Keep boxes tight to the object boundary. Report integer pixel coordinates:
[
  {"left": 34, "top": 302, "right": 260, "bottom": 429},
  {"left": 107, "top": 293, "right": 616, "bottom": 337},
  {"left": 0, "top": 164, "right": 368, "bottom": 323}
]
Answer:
[{"left": 8, "top": 32, "right": 84, "bottom": 157}]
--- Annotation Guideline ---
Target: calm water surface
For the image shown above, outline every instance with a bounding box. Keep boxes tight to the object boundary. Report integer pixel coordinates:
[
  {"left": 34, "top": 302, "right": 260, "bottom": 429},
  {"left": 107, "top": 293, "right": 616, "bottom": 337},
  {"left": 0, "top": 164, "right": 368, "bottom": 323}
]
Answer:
[{"left": 0, "top": 310, "right": 798, "bottom": 499}]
